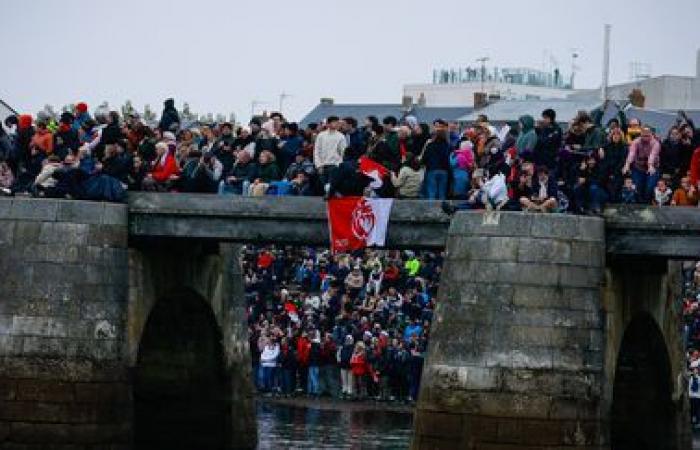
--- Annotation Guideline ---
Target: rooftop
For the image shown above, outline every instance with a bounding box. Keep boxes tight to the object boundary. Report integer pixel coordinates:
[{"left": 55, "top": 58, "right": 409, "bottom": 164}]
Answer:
[{"left": 458, "top": 98, "right": 602, "bottom": 123}]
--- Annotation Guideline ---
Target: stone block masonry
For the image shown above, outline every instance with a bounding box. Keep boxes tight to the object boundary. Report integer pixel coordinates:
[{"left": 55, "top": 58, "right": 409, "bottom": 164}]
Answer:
[
  {"left": 0, "top": 198, "right": 131, "bottom": 449},
  {"left": 412, "top": 211, "right": 607, "bottom": 450}
]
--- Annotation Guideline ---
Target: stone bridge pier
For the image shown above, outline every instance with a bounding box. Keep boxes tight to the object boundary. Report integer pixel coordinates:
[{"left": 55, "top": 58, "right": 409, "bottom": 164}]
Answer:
[
  {"left": 412, "top": 211, "right": 691, "bottom": 450},
  {"left": 0, "top": 198, "right": 256, "bottom": 449}
]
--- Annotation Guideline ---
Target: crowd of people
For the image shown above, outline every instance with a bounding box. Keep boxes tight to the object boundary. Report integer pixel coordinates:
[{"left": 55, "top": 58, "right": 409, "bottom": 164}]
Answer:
[
  {"left": 684, "top": 261, "right": 700, "bottom": 427},
  {"left": 1, "top": 98, "right": 700, "bottom": 212},
  {"left": 244, "top": 246, "right": 441, "bottom": 402}
]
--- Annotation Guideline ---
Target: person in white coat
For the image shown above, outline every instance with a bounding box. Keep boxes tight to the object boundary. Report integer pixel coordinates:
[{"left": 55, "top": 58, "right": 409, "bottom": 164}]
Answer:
[{"left": 260, "top": 339, "right": 280, "bottom": 393}]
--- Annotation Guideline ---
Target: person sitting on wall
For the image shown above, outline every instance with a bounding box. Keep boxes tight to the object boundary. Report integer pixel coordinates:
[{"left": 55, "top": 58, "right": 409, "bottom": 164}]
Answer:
[{"left": 520, "top": 166, "right": 558, "bottom": 212}]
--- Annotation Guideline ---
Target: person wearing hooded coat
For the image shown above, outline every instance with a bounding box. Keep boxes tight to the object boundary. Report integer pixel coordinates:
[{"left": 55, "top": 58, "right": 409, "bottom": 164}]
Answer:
[
  {"left": 515, "top": 115, "right": 537, "bottom": 159},
  {"left": 158, "top": 98, "right": 180, "bottom": 132}
]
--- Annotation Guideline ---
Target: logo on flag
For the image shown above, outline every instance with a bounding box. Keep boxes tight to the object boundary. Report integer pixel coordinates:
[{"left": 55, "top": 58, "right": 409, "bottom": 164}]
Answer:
[{"left": 327, "top": 197, "right": 393, "bottom": 253}]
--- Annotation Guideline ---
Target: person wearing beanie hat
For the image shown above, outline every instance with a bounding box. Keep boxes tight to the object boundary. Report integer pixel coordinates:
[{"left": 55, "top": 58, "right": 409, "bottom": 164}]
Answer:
[{"left": 72, "top": 102, "right": 91, "bottom": 132}]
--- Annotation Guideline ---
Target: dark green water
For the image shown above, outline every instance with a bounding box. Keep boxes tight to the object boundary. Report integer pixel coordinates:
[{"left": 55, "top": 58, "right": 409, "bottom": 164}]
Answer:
[{"left": 256, "top": 402, "right": 413, "bottom": 449}]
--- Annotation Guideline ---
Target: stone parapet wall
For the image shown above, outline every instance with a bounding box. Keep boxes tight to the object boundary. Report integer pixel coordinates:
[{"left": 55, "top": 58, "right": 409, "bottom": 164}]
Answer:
[
  {"left": 413, "top": 211, "right": 606, "bottom": 449},
  {"left": 0, "top": 198, "right": 130, "bottom": 448}
]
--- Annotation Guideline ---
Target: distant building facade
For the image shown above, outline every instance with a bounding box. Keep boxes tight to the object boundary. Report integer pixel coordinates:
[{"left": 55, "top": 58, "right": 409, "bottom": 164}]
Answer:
[{"left": 404, "top": 66, "right": 580, "bottom": 108}]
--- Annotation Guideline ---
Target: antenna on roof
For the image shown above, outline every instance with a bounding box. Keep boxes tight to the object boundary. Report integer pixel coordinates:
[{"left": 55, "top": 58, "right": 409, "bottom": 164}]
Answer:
[
  {"left": 569, "top": 48, "right": 580, "bottom": 89},
  {"left": 602, "top": 24, "right": 611, "bottom": 101},
  {"left": 279, "top": 92, "right": 292, "bottom": 115},
  {"left": 251, "top": 99, "right": 267, "bottom": 117}
]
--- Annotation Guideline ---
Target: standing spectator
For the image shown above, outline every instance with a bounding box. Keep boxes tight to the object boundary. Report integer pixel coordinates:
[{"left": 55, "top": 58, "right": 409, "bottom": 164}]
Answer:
[
  {"left": 350, "top": 342, "right": 368, "bottom": 399},
  {"left": 319, "top": 332, "right": 338, "bottom": 397},
  {"left": 534, "top": 108, "right": 562, "bottom": 171},
  {"left": 307, "top": 331, "right": 322, "bottom": 397},
  {"left": 260, "top": 339, "right": 280, "bottom": 393},
  {"left": 690, "top": 368, "right": 700, "bottom": 427},
  {"left": 313, "top": 116, "right": 346, "bottom": 190},
  {"left": 158, "top": 98, "right": 180, "bottom": 132},
  {"left": 337, "top": 335, "right": 355, "bottom": 399},
  {"left": 623, "top": 127, "right": 660, "bottom": 203},
  {"left": 341, "top": 117, "right": 366, "bottom": 161},
  {"left": 421, "top": 119, "right": 451, "bottom": 200}
]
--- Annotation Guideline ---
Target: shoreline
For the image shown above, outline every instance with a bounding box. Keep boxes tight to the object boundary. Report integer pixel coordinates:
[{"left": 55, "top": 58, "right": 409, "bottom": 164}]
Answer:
[{"left": 256, "top": 394, "right": 415, "bottom": 414}]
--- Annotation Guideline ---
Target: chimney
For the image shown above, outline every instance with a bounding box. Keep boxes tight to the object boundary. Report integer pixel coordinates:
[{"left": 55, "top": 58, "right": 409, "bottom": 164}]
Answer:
[
  {"left": 628, "top": 88, "right": 645, "bottom": 108},
  {"left": 474, "top": 92, "right": 488, "bottom": 109},
  {"left": 320, "top": 97, "right": 334, "bottom": 105},
  {"left": 401, "top": 96, "right": 413, "bottom": 111}
]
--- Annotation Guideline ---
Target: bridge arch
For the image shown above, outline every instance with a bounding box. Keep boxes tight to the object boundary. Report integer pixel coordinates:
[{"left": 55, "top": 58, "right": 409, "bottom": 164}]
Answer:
[
  {"left": 603, "top": 259, "right": 691, "bottom": 449},
  {"left": 610, "top": 312, "right": 676, "bottom": 450},
  {"left": 128, "top": 242, "right": 257, "bottom": 449},
  {"left": 134, "top": 288, "right": 231, "bottom": 449}
]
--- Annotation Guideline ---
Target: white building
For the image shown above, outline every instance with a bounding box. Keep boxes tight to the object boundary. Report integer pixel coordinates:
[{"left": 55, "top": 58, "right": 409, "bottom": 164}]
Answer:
[
  {"left": 407, "top": 50, "right": 700, "bottom": 111},
  {"left": 571, "top": 51, "right": 700, "bottom": 110},
  {"left": 404, "top": 66, "right": 581, "bottom": 108}
]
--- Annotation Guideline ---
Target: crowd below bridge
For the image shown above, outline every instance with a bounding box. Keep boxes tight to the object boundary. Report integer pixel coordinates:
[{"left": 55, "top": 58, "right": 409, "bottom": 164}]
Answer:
[
  {"left": 243, "top": 246, "right": 440, "bottom": 402},
  {"left": 1, "top": 99, "right": 700, "bottom": 213}
]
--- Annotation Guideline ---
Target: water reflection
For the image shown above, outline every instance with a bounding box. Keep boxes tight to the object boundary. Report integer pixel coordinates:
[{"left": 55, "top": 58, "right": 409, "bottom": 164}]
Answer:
[{"left": 256, "top": 402, "right": 413, "bottom": 449}]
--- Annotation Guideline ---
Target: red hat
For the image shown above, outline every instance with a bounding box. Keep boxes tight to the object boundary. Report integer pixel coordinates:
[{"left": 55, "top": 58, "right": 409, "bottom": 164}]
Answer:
[
  {"left": 75, "top": 102, "right": 88, "bottom": 113},
  {"left": 18, "top": 114, "right": 33, "bottom": 130}
]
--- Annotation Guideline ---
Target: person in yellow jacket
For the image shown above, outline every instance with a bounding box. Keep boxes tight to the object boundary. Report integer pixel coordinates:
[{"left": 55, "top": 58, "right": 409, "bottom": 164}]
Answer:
[{"left": 405, "top": 254, "right": 421, "bottom": 277}]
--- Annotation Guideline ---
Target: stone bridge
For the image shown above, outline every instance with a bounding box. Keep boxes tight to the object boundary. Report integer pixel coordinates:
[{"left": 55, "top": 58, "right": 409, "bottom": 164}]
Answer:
[{"left": 0, "top": 193, "right": 698, "bottom": 449}]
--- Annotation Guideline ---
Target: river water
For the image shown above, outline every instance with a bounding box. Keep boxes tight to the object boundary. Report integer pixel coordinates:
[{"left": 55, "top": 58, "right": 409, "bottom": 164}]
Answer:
[{"left": 256, "top": 402, "right": 413, "bottom": 449}]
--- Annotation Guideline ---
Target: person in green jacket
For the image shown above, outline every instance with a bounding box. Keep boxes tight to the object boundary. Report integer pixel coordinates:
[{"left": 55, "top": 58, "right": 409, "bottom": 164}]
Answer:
[
  {"left": 405, "top": 255, "right": 421, "bottom": 277},
  {"left": 516, "top": 115, "right": 538, "bottom": 157}
]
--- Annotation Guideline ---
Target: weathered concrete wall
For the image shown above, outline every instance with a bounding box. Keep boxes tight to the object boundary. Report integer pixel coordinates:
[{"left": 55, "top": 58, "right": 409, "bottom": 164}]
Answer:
[
  {"left": 0, "top": 198, "right": 131, "bottom": 448},
  {"left": 128, "top": 192, "right": 451, "bottom": 249},
  {"left": 413, "top": 211, "right": 606, "bottom": 449},
  {"left": 128, "top": 242, "right": 256, "bottom": 449}
]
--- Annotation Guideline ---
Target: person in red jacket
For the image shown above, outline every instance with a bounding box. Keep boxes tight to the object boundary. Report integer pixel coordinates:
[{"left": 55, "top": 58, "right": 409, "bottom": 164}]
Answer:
[
  {"left": 296, "top": 332, "right": 311, "bottom": 393},
  {"left": 350, "top": 342, "right": 368, "bottom": 399},
  {"left": 31, "top": 120, "right": 54, "bottom": 155},
  {"left": 689, "top": 146, "right": 700, "bottom": 189},
  {"left": 144, "top": 141, "right": 179, "bottom": 190},
  {"left": 257, "top": 251, "right": 275, "bottom": 270}
]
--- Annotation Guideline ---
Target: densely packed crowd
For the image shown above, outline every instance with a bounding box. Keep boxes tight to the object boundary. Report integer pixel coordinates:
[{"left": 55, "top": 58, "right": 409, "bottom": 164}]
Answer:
[
  {"left": 1, "top": 98, "right": 700, "bottom": 212},
  {"left": 684, "top": 261, "right": 700, "bottom": 427},
  {"left": 243, "top": 246, "right": 441, "bottom": 402}
]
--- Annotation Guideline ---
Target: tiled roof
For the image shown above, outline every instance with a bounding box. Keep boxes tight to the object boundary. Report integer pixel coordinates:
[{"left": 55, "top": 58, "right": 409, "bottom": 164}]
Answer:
[
  {"left": 299, "top": 103, "right": 404, "bottom": 127},
  {"left": 299, "top": 103, "right": 474, "bottom": 127},
  {"left": 458, "top": 98, "right": 602, "bottom": 123}
]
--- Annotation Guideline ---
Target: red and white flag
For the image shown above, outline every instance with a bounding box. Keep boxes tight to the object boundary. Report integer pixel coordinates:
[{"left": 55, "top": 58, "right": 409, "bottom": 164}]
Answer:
[
  {"left": 359, "top": 156, "right": 389, "bottom": 189},
  {"left": 327, "top": 197, "right": 394, "bottom": 253}
]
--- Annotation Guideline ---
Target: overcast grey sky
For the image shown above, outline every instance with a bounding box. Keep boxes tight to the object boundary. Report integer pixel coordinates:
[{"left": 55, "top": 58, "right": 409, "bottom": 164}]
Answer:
[{"left": 2, "top": 0, "right": 699, "bottom": 122}]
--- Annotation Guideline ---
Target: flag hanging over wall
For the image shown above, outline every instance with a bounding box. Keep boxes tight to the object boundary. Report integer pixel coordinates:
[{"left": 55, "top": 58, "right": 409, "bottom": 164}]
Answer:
[{"left": 327, "top": 197, "right": 394, "bottom": 253}]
